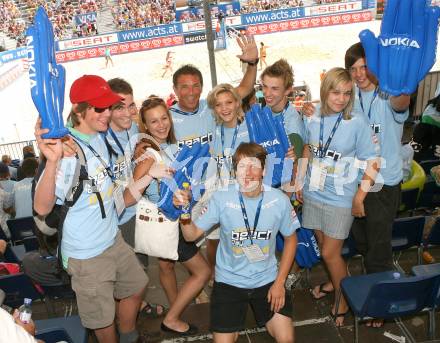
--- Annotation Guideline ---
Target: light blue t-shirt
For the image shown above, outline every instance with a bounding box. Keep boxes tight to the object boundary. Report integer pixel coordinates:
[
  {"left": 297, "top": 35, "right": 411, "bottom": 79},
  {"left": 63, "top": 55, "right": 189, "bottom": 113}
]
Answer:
[
  {"left": 271, "top": 102, "right": 306, "bottom": 141},
  {"left": 0, "top": 179, "right": 16, "bottom": 193},
  {"left": 104, "top": 122, "right": 139, "bottom": 224},
  {"left": 56, "top": 132, "right": 118, "bottom": 262},
  {"left": 13, "top": 178, "right": 33, "bottom": 218},
  {"left": 170, "top": 99, "right": 216, "bottom": 149},
  {"left": 303, "top": 110, "right": 379, "bottom": 208},
  {"left": 195, "top": 184, "right": 299, "bottom": 288},
  {"left": 211, "top": 119, "right": 250, "bottom": 180},
  {"left": 353, "top": 87, "right": 408, "bottom": 186},
  {"left": 143, "top": 143, "right": 178, "bottom": 204}
]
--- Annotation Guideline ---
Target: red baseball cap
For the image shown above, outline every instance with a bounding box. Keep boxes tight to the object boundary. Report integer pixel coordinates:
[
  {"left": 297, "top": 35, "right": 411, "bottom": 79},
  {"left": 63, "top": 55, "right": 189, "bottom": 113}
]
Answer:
[{"left": 69, "top": 75, "right": 123, "bottom": 108}]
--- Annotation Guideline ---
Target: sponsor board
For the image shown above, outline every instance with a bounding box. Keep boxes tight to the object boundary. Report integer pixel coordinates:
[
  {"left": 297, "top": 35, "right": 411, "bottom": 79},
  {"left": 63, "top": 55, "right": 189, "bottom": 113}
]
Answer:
[
  {"left": 57, "top": 33, "right": 118, "bottom": 51},
  {"left": 118, "top": 23, "right": 182, "bottom": 42},
  {"left": 181, "top": 15, "right": 242, "bottom": 32},
  {"left": 74, "top": 12, "right": 97, "bottom": 26},
  {"left": 55, "top": 35, "right": 184, "bottom": 63},
  {"left": 184, "top": 32, "right": 207, "bottom": 44},
  {"left": 304, "top": 1, "right": 363, "bottom": 16},
  {"left": 246, "top": 11, "right": 372, "bottom": 35},
  {"left": 0, "top": 47, "right": 27, "bottom": 64}
]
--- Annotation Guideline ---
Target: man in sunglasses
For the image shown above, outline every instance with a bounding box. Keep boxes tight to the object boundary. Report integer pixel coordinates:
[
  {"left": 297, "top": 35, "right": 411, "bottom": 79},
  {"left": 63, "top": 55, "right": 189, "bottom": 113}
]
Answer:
[{"left": 34, "top": 75, "right": 149, "bottom": 343}]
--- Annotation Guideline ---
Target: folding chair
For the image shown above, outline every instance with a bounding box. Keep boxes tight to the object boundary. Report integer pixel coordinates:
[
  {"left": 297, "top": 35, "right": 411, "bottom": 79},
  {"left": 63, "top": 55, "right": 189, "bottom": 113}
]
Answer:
[
  {"left": 411, "top": 263, "right": 440, "bottom": 340},
  {"left": 419, "top": 179, "right": 440, "bottom": 209},
  {"left": 6, "top": 216, "right": 36, "bottom": 245},
  {"left": 391, "top": 216, "right": 425, "bottom": 273},
  {"left": 0, "top": 272, "right": 43, "bottom": 308},
  {"left": 341, "top": 271, "right": 439, "bottom": 343},
  {"left": 399, "top": 188, "right": 419, "bottom": 215},
  {"left": 35, "top": 315, "right": 88, "bottom": 343},
  {"left": 419, "top": 159, "right": 440, "bottom": 175}
]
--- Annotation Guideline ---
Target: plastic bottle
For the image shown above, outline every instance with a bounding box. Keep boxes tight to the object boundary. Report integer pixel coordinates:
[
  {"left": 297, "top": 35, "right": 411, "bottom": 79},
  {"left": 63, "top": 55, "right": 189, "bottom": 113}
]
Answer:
[
  {"left": 180, "top": 182, "right": 191, "bottom": 224},
  {"left": 19, "top": 298, "right": 32, "bottom": 324}
]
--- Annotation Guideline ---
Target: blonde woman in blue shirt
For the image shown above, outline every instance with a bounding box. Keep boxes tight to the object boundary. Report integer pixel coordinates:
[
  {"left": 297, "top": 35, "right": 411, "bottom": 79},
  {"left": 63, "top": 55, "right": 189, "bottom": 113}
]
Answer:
[{"left": 295, "top": 68, "right": 379, "bottom": 326}]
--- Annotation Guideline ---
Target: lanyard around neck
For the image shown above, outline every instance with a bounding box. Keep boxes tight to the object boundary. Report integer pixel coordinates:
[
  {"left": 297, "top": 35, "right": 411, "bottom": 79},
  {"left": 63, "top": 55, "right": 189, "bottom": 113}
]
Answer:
[
  {"left": 221, "top": 122, "right": 240, "bottom": 158},
  {"left": 108, "top": 127, "right": 130, "bottom": 156},
  {"left": 319, "top": 113, "right": 343, "bottom": 159},
  {"left": 238, "top": 191, "right": 263, "bottom": 245},
  {"left": 358, "top": 87, "right": 378, "bottom": 120}
]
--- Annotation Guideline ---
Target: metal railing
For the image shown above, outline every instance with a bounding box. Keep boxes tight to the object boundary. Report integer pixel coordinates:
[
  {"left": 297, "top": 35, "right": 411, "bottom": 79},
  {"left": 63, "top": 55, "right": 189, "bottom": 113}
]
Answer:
[{"left": 0, "top": 140, "right": 38, "bottom": 161}]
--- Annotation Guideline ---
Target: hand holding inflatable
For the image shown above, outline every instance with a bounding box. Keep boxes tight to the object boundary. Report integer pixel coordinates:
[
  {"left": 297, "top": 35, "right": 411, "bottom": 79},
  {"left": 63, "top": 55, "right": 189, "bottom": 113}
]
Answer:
[
  {"left": 359, "top": 0, "right": 440, "bottom": 96},
  {"left": 26, "top": 7, "right": 68, "bottom": 138}
]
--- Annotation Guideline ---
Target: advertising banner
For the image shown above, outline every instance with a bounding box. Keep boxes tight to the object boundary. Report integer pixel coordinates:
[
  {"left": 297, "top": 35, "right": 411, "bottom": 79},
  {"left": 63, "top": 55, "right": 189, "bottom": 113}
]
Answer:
[
  {"left": 176, "top": 1, "right": 241, "bottom": 20},
  {"left": 0, "top": 47, "right": 27, "bottom": 64},
  {"left": 245, "top": 11, "right": 372, "bottom": 36},
  {"left": 118, "top": 23, "right": 182, "bottom": 42},
  {"left": 304, "top": 1, "right": 363, "bottom": 16},
  {"left": 74, "top": 12, "right": 97, "bottom": 26},
  {"left": 183, "top": 32, "right": 206, "bottom": 44},
  {"left": 241, "top": 7, "right": 305, "bottom": 25},
  {"left": 55, "top": 35, "right": 184, "bottom": 62},
  {"left": 57, "top": 33, "right": 118, "bottom": 51},
  {"left": 181, "top": 15, "right": 241, "bottom": 33}
]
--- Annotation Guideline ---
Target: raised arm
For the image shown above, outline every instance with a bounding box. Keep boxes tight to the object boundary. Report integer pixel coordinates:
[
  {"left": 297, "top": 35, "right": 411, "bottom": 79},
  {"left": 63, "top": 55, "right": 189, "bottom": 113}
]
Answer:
[{"left": 235, "top": 35, "right": 258, "bottom": 99}]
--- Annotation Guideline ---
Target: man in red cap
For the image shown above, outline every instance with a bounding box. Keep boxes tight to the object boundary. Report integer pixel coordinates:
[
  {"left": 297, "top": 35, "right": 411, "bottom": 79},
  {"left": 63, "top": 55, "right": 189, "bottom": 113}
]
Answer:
[{"left": 34, "top": 75, "right": 150, "bottom": 343}]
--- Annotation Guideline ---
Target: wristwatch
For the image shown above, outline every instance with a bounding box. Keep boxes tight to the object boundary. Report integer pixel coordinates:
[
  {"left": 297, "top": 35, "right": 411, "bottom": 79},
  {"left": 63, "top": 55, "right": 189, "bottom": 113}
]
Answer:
[{"left": 241, "top": 58, "right": 259, "bottom": 66}]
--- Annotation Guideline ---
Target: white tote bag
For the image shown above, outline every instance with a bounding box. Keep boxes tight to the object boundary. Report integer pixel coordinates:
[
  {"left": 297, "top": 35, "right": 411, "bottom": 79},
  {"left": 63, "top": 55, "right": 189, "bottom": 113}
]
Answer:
[
  {"left": 135, "top": 197, "right": 179, "bottom": 260},
  {"left": 134, "top": 147, "right": 179, "bottom": 260}
]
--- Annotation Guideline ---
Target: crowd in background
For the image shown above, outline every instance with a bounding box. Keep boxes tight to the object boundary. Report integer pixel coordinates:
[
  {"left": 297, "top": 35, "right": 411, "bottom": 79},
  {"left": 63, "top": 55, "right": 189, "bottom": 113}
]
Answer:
[{"left": 0, "top": 0, "right": 350, "bottom": 47}]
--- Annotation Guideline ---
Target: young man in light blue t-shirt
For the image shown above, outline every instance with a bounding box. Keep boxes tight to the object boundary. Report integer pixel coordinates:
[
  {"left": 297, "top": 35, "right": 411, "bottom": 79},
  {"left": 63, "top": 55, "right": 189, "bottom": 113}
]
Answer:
[
  {"left": 344, "top": 42, "right": 410, "bottom": 283},
  {"left": 177, "top": 142, "right": 299, "bottom": 343},
  {"left": 34, "top": 75, "right": 148, "bottom": 343}
]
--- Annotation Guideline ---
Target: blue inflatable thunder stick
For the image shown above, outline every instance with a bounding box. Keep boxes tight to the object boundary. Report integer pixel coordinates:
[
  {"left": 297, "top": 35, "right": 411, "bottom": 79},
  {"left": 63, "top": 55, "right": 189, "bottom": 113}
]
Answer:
[
  {"left": 159, "top": 142, "right": 211, "bottom": 221},
  {"left": 246, "top": 104, "right": 292, "bottom": 187},
  {"left": 360, "top": 0, "right": 440, "bottom": 96},
  {"left": 26, "top": 7, "right": 68, "bottom": 138}
]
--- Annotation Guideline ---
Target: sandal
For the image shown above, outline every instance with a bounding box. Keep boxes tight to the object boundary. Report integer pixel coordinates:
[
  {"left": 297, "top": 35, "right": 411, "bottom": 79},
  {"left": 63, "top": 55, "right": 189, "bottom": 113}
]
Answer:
[
  {"left": 139, "top": 302, "right": 167, "bottom": 318},
  {"left": 311, "top": 283, "right": 334, "bottom": 300},
  {"left": 330, "top": 310, "right": 348, "bottom": 327}
]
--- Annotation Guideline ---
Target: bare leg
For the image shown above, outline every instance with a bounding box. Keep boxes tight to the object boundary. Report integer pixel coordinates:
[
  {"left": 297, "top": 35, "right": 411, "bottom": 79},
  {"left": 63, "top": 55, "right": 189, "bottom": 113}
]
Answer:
[
  {"left": 213, "top": 332, "right": 238, "bottom": 343},
  {"left": 162, "top": 251, "right": 210, "bottom": 332},
  {"left": 320, "top": 234, "right": 348, "bottom": 326},
  {"left": 94, "top": 324, "right": 118, "bottom": 343},
  {"left": 117, "top": 287, "right": 145, "bottom": 333},
  {"left": 266, "top": 313, "right": 294, "bottom": 343},
  {"left": 159, "top": 259, "right": 178, "bottom": 305}
]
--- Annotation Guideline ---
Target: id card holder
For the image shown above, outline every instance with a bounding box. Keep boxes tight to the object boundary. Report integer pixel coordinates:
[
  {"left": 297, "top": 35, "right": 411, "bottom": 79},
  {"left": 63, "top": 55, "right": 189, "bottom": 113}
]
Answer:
[
  {"left": 310, "top": 159, "right": 327, "bottom": 191},
  {"left": 113, "top": 184, "right": 125, "bottom": 217},
  {"left": 242, "top": 244, "right": 266, "bottom": 263}
]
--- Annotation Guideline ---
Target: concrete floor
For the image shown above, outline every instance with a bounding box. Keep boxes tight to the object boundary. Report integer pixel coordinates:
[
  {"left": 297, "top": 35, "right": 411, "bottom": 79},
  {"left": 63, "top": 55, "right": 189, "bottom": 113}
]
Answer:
[{"left": 30, "top": 240, "right": 440, "bottom": 343}]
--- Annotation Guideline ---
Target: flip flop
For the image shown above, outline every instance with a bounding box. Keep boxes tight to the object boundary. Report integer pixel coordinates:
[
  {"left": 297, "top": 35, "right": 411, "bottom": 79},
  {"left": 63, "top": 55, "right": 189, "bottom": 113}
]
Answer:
[
  {"left": 311, "top": 283, "right": 334, "bottom": 300},
  {"left": 139, "top": 302, "right": 167, "bottom": 318},
  {"left": 330, "top": 310, "right": 349, "bottom": 327}
]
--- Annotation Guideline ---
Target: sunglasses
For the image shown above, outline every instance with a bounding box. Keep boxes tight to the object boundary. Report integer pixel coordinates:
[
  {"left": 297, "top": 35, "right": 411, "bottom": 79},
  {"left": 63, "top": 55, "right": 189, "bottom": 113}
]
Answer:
[{"left": 93, "top": 106, "right": 109, "bottom": 113}]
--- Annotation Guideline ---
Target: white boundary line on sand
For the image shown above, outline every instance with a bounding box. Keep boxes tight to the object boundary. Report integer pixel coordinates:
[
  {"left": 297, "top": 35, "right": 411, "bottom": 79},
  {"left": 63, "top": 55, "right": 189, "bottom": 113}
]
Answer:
[{"left": 160, "top": 316, "right": 331, "bottom": 342}]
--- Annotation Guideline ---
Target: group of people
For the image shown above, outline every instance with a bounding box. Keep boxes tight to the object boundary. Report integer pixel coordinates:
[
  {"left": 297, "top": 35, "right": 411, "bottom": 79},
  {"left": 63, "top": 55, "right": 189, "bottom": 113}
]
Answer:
[
  {"left": 23, "top": 25, "right": 415, "bottom": 343},
  {"left": 0, "top": 148, "right": 39, "bottom": 239}
]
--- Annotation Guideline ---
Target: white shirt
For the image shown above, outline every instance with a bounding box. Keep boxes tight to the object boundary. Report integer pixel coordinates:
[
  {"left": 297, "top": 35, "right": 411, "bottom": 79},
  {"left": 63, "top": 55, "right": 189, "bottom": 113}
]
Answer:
[{"left": 0, "top": 307, "right": 37, "bottom": 343}]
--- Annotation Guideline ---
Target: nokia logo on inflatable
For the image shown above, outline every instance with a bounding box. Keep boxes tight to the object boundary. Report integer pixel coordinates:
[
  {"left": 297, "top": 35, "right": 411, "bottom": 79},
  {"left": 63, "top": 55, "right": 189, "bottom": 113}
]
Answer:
[
  {"left": 380, "top": 37, "right": 420, "bottom": 48},
  {"left": 260, "top": 138, "right": 280, "bottom": 148},
  {"left": 26, "top": 35, "right": 37, "bottom": 89}
]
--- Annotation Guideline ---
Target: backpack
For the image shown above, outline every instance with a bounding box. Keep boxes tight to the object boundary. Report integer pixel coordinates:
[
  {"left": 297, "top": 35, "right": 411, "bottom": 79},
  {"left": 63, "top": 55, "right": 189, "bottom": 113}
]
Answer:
[{"left": 31, "top": 137, "right": 106, "bottom": 263}]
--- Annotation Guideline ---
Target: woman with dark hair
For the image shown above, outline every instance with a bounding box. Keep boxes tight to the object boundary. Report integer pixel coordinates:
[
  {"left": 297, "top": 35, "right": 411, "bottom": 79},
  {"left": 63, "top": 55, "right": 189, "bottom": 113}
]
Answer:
[{"left": 135, "top": 96, "right": 210, "bottom": 336}]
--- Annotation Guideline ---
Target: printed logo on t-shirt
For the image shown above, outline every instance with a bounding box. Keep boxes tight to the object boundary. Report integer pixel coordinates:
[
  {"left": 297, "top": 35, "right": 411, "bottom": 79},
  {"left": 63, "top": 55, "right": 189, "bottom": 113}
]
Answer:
[
  {"left": 310, "top": 145, "right": 342, "bottom": 161},
  {"left": 177, "top": 132, "right": 213, "bottom": 149},
  {"left": 231, "top": 228, "right": 272, "bottom": 247}
]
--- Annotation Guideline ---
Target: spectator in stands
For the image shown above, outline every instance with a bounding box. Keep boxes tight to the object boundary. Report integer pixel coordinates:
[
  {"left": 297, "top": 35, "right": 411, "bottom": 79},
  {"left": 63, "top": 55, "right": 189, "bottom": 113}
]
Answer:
[
  {"left": 13, "top": 157, "right": 38, "bottom": 219},
  {"left": 1, "top": 155, "right": 17, "bottom": 181},
  {"left": 0, "top": 185, "right": 13, "bottom": 239},
  {"left": 0, "top": 161, "right": 16, "bottom": 193},
  {"left": 16, "top": 145, "right": 36, "bottom": 181}
]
